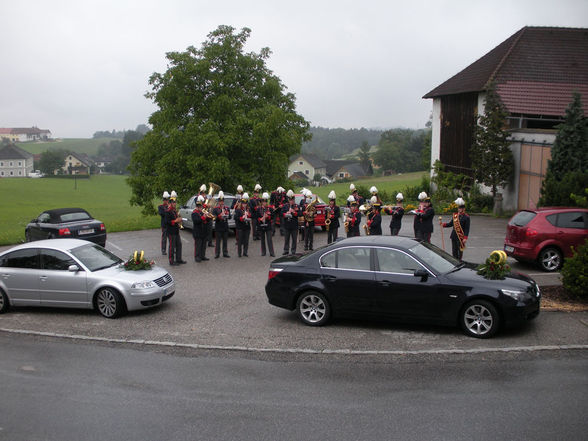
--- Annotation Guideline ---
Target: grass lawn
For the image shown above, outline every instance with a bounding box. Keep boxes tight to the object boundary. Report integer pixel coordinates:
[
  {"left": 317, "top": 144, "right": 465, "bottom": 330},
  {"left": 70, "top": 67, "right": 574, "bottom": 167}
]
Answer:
[
  {"left": 17, "top": 138, "right": 114, "bottom": 156},
  {"left": 0, "top": 175, "right": 159, "bottom": 245}
]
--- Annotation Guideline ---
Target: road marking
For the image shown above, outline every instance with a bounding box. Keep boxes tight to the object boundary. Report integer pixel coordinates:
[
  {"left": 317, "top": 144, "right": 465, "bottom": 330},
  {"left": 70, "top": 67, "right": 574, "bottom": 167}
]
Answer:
[
  {"left": 1, "top": 328, "right": 587, "bottom": 356},
  {"left": 108, "top": 242, "right": 122, "bottom": 251}
]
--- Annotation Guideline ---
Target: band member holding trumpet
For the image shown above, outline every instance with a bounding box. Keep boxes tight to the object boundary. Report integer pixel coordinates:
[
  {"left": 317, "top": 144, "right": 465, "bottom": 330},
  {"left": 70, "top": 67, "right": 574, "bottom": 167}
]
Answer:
[
  {"left": 348, "top": 183, "right": 365, "bottom": 207},
  {"left": 256, "top": 192, "right": 275, "bottom": 257},
  {"left": 326, "top": 190, "right": 340, "bottom": 244},
  {"left": 212, "top": 191, "right": 231, "bottom": 258},
  {"left": 165, "top": 197, "right": 186, "bottom": 265},
  {"left": 158, "top": 191, "right": 170, "bottom": 255},
  {"left": 191, "top": 195, "right": 210, "bottom": 262},
  {"left": 282, "top": 190, "right": 302, "bottom": 255},
  {"left": 367, "top": 196, "right": 382, "bottom": 235},
  {"left": 345, "top": 195, "right": 362, "bottom": 237},
  {"left": 383, "top": 193, "right": 405, "bottom": 236},
  {"left": 250, "top": 184, "right": 262, "bottom": 240},
  {"left": 234, "top": 193, "right": 251, "bottom": 258},
  {"left": 441, "top": 197, "right": 470, "bottom": 260},
  {"left": 302, "top": 189, "right": 317, "bottom": 251},
  {"left": 199, "top": 184, "right": 214, "bottom": 248},
  {"left": 411, "top": 192, "right": 435, "bottom": 243}
]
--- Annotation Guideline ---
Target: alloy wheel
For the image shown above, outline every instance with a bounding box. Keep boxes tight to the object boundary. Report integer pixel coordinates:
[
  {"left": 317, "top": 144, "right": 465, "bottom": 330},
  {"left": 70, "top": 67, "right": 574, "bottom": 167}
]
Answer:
[{"left": 463, "top": 303, "right": 494, "bottom": 337}]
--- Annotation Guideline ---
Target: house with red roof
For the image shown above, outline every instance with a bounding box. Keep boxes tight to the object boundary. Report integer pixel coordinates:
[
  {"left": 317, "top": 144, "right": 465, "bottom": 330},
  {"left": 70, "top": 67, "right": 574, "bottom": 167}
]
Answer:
[
  {"left": 0, "top": 127, "right": 51, "bottom": 142},
  {"left": 423, "top": 26, "right": 588, "bottom": 211}
]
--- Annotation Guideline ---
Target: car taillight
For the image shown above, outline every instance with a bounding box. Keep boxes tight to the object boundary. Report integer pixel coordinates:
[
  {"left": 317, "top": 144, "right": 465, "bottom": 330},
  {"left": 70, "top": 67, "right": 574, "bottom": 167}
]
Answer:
[
  {"left": 525, "top": 228, "right": 538, "bottom": 238},
  {"left": 58, "top": 228, "right": 71, "bottom": 236},
  {"left": 268, "top": 268, "right": 283, "bottom": 280},
  {"left": 100, "top": 223, "right": 105, "bottom": 231}
]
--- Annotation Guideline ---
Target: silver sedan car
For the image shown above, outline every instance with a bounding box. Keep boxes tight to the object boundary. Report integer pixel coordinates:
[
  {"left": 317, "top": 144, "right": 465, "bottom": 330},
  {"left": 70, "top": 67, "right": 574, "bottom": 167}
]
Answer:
[{"left": 0, "top": 239, "right": 175, "bottom": 318}]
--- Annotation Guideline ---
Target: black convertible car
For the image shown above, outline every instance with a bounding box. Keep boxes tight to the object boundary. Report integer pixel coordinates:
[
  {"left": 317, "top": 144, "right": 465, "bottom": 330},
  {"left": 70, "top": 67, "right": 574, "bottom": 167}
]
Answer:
[
  {"left": 265, "top": 236, "right": 541, "bottom": 338},
  {"left": 25, "top": 208, "right": 107, "bottom": 247}
]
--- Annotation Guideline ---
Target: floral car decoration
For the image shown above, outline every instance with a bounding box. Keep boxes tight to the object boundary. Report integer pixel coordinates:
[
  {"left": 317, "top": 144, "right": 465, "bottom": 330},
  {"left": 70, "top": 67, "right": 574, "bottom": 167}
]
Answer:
[
  {"left": 477, "top": 250, "right": 511, "bottom": 279},
  {"left": 123, "top": 250, "right": 154, "bottom": 271}
]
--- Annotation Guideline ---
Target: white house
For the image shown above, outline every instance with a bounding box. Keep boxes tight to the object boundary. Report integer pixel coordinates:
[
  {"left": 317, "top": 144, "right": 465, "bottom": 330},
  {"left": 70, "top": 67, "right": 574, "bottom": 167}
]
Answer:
[{"left": 0, "top": 144, "right": 34, "bottom": 177}]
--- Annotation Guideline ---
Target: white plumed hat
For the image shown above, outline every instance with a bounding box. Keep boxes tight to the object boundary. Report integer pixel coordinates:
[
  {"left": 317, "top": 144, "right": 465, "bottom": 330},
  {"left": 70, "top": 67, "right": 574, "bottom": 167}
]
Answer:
[
  {"left": 262, "top": 192, "right": 270, "bottom": 200},
  {"left": 237, "top": 185, "right": 243, "bottom": 192},
  {"left": 349, "top": 183, "right": 356, "bottom": 191},
  {"left": 170, "top": 190, "right": 178, "bottom": 199},
  {"left": 242, "top": 192, "right": 249, "bottom": 200},
  {"left": 197, "top": 195, "right": 205, "bottom": 203},
  {"left": 418, "top": 192, "right": 428, "bottom": 201},
  {"left": 370, "top": 196, "right": 378, "bottom": 204},
  {"left": 455, "top": 197, "right": 466, "bottom": 207},
  {"left": 396, "top": 192, "right": 404, "bottom": 200},
  {"left": 370, "top": 186, "right": 378, "bottom": 194},
  {"left": 287, "top": 189, "right": 294, "bottom": 198},
  {"left": 162, "top": 191, "right": 170, "bottom": 199},
  {"left": 199, "top": 184, "right": 206, "bottom": 192},
  {"left": 347, "top": 195, "right": 356, "bottom": 203},
  {"left": 254, "top": 183, "right": 262, "bottom": 191},
  {"left": 218, "top": 191, "right": 225, "bottom": 200},
  {"left": 305, "top": 189, "right": 313, "bottom": 197},
  {"left": 328, "top": 190, "right": 336, "bottom": 200},
  {"left": 277, "top": 186, "right": 285, "bottom": 193}
]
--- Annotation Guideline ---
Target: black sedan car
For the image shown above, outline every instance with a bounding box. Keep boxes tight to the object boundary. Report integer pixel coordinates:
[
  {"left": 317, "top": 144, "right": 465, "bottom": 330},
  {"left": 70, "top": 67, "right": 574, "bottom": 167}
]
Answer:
[
  {"left": 25, "top": 208, "right": 107, "bottom": 247},
  {"left": 265, "top": 236, "right": 541, "bottom": 338}
]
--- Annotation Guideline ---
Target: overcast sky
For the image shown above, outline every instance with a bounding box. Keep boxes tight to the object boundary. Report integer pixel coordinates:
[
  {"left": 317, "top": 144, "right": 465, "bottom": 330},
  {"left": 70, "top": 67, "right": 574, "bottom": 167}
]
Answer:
[{"left": 1, "top": 0, "right": 587, "bottom": 138}]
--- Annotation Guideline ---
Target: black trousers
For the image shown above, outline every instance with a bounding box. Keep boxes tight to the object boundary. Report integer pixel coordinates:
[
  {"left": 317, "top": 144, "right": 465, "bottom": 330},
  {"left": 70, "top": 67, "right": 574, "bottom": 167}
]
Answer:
[
  {"left": 237, "top": 228, "right": 250, "bottom": 257},
  {"left": 390, "top": 227, "right": 400, "bottom": 236},
  {"left": 168, "top": 233, "right": 182, "bottom": 264},
  {"left": 161, "top": 227, "right": 168, "bottom": 253},
  {"left": 451, "top": 237, "right": 464, "bottom": 260},
  {"left": 304, "top": 221, "right": 314, "bottom": 249},
  {"left": 283, "top": 228, "right": 298, "bottom": 254},
  {"left": 327, "top": 225, "right": 338, "bottom": 244},
  {"left": 206, "top": 223, "right": 213, "bottom": 246},
  {"left": 259, "top": 227, "right": 274, "bottom": 256},
  {"left": 215, "top": 230, "right": 229, "bottom": 257},
  {"left": 194, "top": 237, "right": 206, "bottom": 261},
  {"left": 416, "top": 230, "right": 431, "bottom": 243},
  {"left": 251, "top": 218, "right": 260, "bottom": 239}
]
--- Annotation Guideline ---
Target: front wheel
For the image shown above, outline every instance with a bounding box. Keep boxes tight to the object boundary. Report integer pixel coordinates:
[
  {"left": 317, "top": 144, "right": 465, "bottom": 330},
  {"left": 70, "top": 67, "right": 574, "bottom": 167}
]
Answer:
[
  {"left": 296, "top": 291, "right": 331, "bottom": 326},
  {"left": 0, "top": 289, "right": 9, "bottom": 314},
  {"left": 460, "top": 300, "right": 500, "bottom": 339},
  {"left": 95, "top": 288, "right": 126, "bottom": 318},
  {"left": 537, "top": 247, "right": 562, "bottom": 272}
]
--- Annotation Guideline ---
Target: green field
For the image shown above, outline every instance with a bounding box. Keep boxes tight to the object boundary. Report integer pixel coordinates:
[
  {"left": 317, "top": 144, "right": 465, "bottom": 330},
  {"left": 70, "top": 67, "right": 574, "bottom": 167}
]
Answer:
[
  {"left": 0, "top": 175, "right": 159, "bottom": 245},
  {"left": 17, "top": 138, "right": 115, "bottom": 156}
]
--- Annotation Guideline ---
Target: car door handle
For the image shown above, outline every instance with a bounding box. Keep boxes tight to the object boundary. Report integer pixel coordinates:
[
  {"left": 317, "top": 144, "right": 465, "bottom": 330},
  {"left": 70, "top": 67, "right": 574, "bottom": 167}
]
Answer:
[
  {"left": 1, "top": 274, "right": 10, "bottom": 279},
  {"left": 381, "top": 280, "right": 393, "bottom": 286},
  {"left": 322, "top": 275, "right": 337, "bottom": 280},
  {"left": 40, "top": 276, "right": 48, "bottom": 281}
]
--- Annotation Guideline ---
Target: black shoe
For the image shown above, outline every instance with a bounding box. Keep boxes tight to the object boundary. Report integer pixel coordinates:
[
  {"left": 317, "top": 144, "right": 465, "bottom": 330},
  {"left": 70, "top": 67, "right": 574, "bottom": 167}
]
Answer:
[
  {"left": 202, "top": 257, "right": 210, "bottom": 261},
  {"left": 282, "top": 251, "right": 288, "bottom": 255},
  {"left": 169, "top": 262, "right": 178, "bottom": 266},
  {"left": 162, "top": 251, "right": 167, "bottom": 255},
  {"left": 208, "top": 244, "right": 214, "bottom": 247},
  {"left": 223, "top": 254, "right": 230, "bottom": 258},
  {"left": 261, "top": 253, "right": 266, "bottom": 256},
  {"left": 270, "top": 254, "right": 275, "bottom": 257},
  {"left": 304, "top": 247, "right": 308, "bottom": 251},
  {"left": 238, "top": 254, "right": 242, "bottom": 258},
  {"left": 195, "top": 258, "right": 201, "bottom": 262},
  {"left": 177, "top": 260, "right": 187, "bottom": 264},
  {"left": 309, "top": 247, "right": 313, "bottom": 251},
  {"left": 243, "top": 253, "right": 248, "bottom": 257},
  {"left": 215, "top": 255, "right": 220, "bottom": 259}
]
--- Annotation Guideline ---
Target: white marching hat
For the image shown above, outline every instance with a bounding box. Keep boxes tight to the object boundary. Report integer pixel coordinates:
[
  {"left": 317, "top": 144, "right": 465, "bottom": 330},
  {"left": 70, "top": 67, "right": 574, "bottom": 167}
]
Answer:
[
  {"left": 254, "top": 183, "right": 262, "bottom": 191},
  {"left": 170, "top": 190, "right": 178, "bottom": 199},
  {"left": 455, "top": 197, "right": 466, "bottom": 206},
  {"left": 218, "top": 191, "right": 225, "bottom": 200},
  {"left": 418, "top": 191, "right": 428, "bottom": 201},
  {"left": 328, "top": 190, "right": 336, "bottom": 200},
  {"left": 349, "top": 183, "right": 356, "bottom": 191},
  {"left": 287, "top": 189, "right": 294, "bottom": 198},
  {"left": 396, "top": 192, "right": 404, "bottom": 201},
  {"left": 370, "top": 186, "right": 378, "bottom": 194},
  {"left": 242, "top": 192, "right": 249, "bottom": 200},
  {"left": 305, "top": 189, "right": 313, "bottom": 198},
  {"left": 199, "top": 184, "right": 206, "bottom": 192},
  {"left": 197, "top": 195, "right": 205, "bottom": 203},
  {"left": 262, "top": 192, "right": 270, "bottom": 200},
  {"left": 370, "top": 195, "right": 378, "bottom": 204},
  {"left": 347, "top": 195, "right": 357, "bottom": 203},
  {"left": 237, "top": 184, "right": 243, "bottom": 193},
  {"left": 162, "top": 191, "right": 170, "bottom": 199},
  {"left": 277, "top": 186, "right": 285, "bottom": 193}
]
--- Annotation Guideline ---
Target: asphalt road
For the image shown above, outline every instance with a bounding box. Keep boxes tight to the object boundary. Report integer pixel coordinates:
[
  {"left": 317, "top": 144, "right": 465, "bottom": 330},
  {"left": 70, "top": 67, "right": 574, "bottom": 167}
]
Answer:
[
  {"left": 1, "top": 333, "right": 587, "bottom": 441},
  {"left": 1, "top": 215, "right": 586, "bottom": 354}
]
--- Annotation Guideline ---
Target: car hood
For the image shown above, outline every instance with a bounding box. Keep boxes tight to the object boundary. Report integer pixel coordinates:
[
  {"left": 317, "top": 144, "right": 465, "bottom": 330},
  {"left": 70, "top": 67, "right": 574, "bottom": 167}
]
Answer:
[
  {"left": 89, "top": 264, "right": 171, "bottom": 282},
  {"left": 444, "top": 265, "right": 536, "bottom": 291}
]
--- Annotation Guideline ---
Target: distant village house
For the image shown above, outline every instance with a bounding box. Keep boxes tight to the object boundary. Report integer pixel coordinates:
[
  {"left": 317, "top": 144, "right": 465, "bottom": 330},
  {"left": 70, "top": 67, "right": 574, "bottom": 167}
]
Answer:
[
  {"left": 0, "top": 144, "right": 34, "bottom": 177},
  {"left": 0, "top": 127, "right": 52, "bottom": 142}
]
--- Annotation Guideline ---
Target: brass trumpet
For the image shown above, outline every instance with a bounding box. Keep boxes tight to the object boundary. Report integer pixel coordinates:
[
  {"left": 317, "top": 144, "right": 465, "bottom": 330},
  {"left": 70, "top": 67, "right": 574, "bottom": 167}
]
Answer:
[{"left": 363, "top": 223, "right": 370, "bottom": 236}]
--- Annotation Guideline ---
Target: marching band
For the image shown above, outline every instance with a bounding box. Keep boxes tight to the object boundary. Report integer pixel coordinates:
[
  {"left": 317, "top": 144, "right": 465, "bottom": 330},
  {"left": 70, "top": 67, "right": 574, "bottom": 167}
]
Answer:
[{"left": 158, "top": 182, "right": 470, "bottom": 266}]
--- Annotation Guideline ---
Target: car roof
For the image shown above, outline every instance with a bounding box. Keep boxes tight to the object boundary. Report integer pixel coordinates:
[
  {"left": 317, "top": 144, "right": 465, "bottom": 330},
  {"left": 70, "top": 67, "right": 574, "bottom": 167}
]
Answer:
[
  {"left": 0, "top": 239, "right": 91, "bottom": 255},
  {"left": 530, "top": 207, "right": 588, "bottom": 214},
  {"left": 329, "top": 235, "right": 419, "bottom": 250},
  {"left": 42, "top": 208, "right": 90, "bottom": 216}
]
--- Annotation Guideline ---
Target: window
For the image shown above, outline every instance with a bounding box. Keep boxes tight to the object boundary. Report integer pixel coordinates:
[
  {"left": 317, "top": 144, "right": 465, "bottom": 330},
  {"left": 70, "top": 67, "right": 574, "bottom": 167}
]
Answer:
[
  {"left": 339, "top": 172, "right": 345, "bottom": 178},
  {"left": 9, "top": 161, "right": 13, "bottom": 166},
  {"left": 18, "top": 161, "right": 22, "bottom": 166},
  {"left": 59, "top": 211, "right": 91, "bottom": 222},
  {"left": 38, "top": 213, "right": 51, "bottom": 223},
  {"left": 546, "top": 214, "right": 557, "bottom": 226},
  {"left": 556, "top": 212, "right": 587, "bottom": 229},
  {"left": 0, "top": 161, "right": 3, "bottom": 166},
  {"left": 9, "top": 171, "right": 13, "bottom": 176},
  {"left": 305, "top": 169, "right": 309, "bottom": 175},
  {"left": 375, "top": 248, "right": 423, "bottom": 274},
  {"left": 0, "top": 172, "right": 3, "bottom": 176},
  {"left": 18, "top": 171, "right": 22, "bottom": 175},
  {"left": 321, "top": 247, "right": 371, "bottom": 271},
  {"left": 299, "top": 161, "right": 303, "bottom": 165},
  {"left": 0, "top": 249, "right": 39, "bottom": 269},
  {"left": 41, "top": 249, "right": 76, "bottom": 270}
]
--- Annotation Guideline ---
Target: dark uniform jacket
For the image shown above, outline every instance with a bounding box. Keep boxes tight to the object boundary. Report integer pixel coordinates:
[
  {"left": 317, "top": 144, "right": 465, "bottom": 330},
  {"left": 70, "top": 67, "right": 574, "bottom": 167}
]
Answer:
[
  {"left": 348, "top": 211, "right": 362, "bottom": 235},
  {"left": 164, "top": 207, "right": 180, "bottom": 235},
  {"left": 211, "top": 205, "right": 230, "bottom": 232},
  {"left": 234, "top": 207, "right": 251, "bottom": 230},
  {"left": 368, "top": 211, "right": 382, "bottom": 235},
  {"left": 256, "top": 205, "right": 272, "bottom": 231},
  {"left": 281, "top": 203, "right": 301, "bottom": 231},
  {"left": 158, "top": 203, "right": 168, "bottom": 228},
  {"left": 326, "top": 205, "right": 340, "bottom": 228},
  {"left": 191, "top": 208, "right": 208, "bottom": 238},
  {"left": 445, "top": 213, "right": 470, "bottom": 240},
  {"left": 416, "top": 205, "right": 435, "bottom": 234},
  {"left": 386, "top": 206, "right": 404, "bottom": 229}
]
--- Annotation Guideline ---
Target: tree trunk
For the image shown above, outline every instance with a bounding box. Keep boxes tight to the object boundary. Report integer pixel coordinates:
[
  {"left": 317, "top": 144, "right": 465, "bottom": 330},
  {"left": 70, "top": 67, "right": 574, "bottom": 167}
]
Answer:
[{"left": 493, "top": 193, "right": 503, "bottom": 216}]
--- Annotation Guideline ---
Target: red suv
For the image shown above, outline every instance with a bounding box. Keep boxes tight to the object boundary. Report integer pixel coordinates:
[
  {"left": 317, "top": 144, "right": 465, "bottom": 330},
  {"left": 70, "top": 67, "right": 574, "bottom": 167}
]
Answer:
[{"left": 504, "top": 207, "right": 588, "bottom": 272}]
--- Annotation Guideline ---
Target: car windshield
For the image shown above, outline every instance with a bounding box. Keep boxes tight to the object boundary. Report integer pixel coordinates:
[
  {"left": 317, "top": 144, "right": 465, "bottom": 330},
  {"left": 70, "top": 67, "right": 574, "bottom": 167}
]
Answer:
[
  {"left": 409, "top": 241, "right": 460, "bottom": 274},
  {"left": 70, "top": 243, "right": 123, "bottom": 271},
  {"left": 59, "top": 211, "right": 92, "bottom": 222}
]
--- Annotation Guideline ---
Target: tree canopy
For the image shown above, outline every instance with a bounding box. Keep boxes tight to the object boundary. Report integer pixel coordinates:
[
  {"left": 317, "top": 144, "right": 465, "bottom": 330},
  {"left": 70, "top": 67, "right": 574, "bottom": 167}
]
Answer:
[
  {"left": 372, "top": 128, "right": 429, "bottom": 173},
  {"left": 128, "top": 25, "right": 310, "bottom": 213}
]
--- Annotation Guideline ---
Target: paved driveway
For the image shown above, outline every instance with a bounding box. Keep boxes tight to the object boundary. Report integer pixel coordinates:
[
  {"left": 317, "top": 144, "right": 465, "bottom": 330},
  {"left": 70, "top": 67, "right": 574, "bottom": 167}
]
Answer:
[{"left": 1, "top": 216, "right": 586, "bottom": 353}]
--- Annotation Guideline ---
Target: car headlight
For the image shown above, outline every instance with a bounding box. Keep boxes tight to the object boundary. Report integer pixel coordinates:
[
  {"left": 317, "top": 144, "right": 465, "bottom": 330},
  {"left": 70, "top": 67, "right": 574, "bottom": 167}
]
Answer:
[
  {"left": 500, "top": 289, "right": 530, "bottom": 301},
  {"left": 132, "top": 281, "right": 156, "bottom": 289}
]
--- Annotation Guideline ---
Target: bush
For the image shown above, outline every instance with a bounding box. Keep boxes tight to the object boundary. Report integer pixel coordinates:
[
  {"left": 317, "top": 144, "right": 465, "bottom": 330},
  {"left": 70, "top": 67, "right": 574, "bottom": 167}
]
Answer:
[
  {"left": 561, "top": 240, "right": 588, "bottom": 300},
  {"left": 539, "top": 171, "right": 588, "bottom": 207}
]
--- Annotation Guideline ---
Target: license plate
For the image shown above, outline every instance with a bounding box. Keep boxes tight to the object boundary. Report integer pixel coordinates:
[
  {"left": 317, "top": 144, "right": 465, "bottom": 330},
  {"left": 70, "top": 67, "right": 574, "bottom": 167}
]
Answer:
[
  {"left": 504, "top": 246, "right": 514, "bottom": 253},
  {"left": 79, "top": 229, "right": 94, "bottom": 235},
  {"left": 316, "top": 210, "right": 322, "bottom": 214}
]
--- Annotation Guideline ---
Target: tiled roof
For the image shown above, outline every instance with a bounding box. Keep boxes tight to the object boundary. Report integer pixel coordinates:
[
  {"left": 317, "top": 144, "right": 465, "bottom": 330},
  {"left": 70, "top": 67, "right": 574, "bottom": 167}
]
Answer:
[
  {"left": 0, "top": 144, "right": 33, "bottom": 160},
  {"left": 423, "top": 27, "right": 588, "bottom": 116},
  {"left": 3, "top": 127, "right": 52, "bottom": 135},
  {"left": 324, "top": 159, "right": 357, "bottom": 176},
  {"left": 289, "top": 153, "right": 326, "bottom": 169}
]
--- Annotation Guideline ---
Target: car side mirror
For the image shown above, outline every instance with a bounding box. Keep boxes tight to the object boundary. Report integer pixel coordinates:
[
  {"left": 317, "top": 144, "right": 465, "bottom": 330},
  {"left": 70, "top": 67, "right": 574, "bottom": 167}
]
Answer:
[
  {"left": 414, "top": 269, "right": 428, "bottom": 282},
  {"left": 68, "top": 264, "right": 80, "bottom": 272},
  {"left": 31, "top": 219, "right": 38, "bottom": 223}
]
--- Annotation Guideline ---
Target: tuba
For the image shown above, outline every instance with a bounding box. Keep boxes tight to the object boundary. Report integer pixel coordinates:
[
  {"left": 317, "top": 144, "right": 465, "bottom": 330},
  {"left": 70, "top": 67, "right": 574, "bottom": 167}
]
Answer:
[
  {"left": 205, "top": 182, "right": 221, "bottom": 210},
  {"left": 304, "top": 197, "right": 318, "bottom": 222}
]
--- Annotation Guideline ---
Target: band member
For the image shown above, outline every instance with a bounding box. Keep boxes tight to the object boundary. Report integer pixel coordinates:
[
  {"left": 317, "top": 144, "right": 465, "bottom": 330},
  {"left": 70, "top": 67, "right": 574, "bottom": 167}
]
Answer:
[
  {"left": 212, "top": 191, "right": 231, "bottom": 258},
  {"left": 347, "top": 183, "right": 365, "bottom": 207},
  {"left": 367, "top": 196, "right": 382, "bottom": 235},
  {"left": 326, "top": 190, "right": 340, "bottom": 244},
  {"left": 442, "top": 197, "right": 470, "bottom": 260},
  {"left": 384, "top": 193, "right": 405, "bottom": 236},
  {"left": 249, "top": 184, "right": 262, "bottom": 240},
  {"left": 256, "top": 192, "right": 275, "bottom": 256},
  {"left": 298, "top": 189, "right": 310, "bottom": 242},
  {"left": 413, "top": 191, "right": 427, "bottom": 239},
  {"left": 234, "top": 193, "right": 251, "bottom": 257},
  {"left": 345, "top": 195, "right": 362, "bottom": 237},
  {"left": 412, "top": 192, "right": 435, "bottom": 243},
  {"left": 303, "top": 189, "right": 316, "bottom": 251},
  {"left": 191, "top": 195, "right": 210, "bottom": 262},
  {"left": 232, "top": 184, "right": 244, "bottom": 209},
  {"left": 198, "top": 184, "right": 214, "bottom": 248},
  {"left": 370, "top": 186, "right": 383, "bottom": 205},
  {"left": 158, "top": 191, "right": 170, "bottom": 255},
  {"left": 282, "top": 190, "right": 301, "bottom": 255},
  {"left": 270, "top": 186, "right": 285, "bottom": 236},
  {"left": 165, "top": 198, "right": 186, "bottom": 265}
]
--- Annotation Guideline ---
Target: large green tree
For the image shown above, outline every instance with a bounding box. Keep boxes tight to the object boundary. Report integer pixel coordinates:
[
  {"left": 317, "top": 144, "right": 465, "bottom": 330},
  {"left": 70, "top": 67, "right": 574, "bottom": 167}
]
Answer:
[
  {"left": 470, "top": 82, "right": 514, "bottom": 199},
  {"left": 38, "top": 149, "right": 67, "bottom": 175},
  {"left": 128, "top": 25, "right": 310, "bottom": 213}
]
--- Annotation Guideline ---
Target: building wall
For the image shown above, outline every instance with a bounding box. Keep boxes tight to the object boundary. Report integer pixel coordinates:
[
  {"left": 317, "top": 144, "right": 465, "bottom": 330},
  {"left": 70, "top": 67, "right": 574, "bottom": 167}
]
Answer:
[
  {"left": 0, "top": 157, "right": 34, "bottom": 177},
  {"left": 62, "top": 155, "right": 89, "bottom": 174},
  {"left": 287, "top": 156, "right": 325, "bottom": 179}
]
